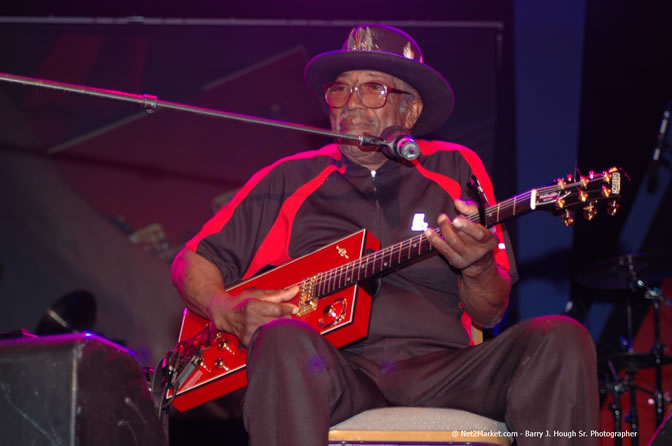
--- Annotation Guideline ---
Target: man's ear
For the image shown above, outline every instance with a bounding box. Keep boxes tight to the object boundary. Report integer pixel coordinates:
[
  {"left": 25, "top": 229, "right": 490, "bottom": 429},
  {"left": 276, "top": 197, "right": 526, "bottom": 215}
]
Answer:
[{"left": 404, "top": 98, "right": 424, "bottom": 130}]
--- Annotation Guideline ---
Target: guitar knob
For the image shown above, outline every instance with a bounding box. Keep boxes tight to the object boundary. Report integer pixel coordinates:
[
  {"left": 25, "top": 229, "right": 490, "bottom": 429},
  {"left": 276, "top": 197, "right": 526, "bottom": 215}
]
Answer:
[
  {"left": 607, "top": 200, "right": 620, "bottom": 216},
  {"left": 214, "top": 358, "right": 229, "bottom": 370},
  {"left": 561, "top": 209, "right": 575, "bottom": 227},
  {"left": 218, "top": 339, "right": 233, "bottom": 353}
]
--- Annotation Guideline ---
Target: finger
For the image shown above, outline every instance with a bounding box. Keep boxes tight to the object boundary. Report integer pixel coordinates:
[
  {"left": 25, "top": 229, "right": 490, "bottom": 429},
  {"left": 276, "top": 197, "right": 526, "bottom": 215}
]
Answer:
[
  {"left": 247, "top": 299, "right": 298, "bottom": 318},
  {"left": 425, "top": 217, "right": 462, "bottom": 260},
  {"left": 260, "top": 285, "right": 300, "bottom": 304},
  {"left": 437, "top": 214, "right": 466, "bottom": 251},
  {"left": 453, "top": 216, "right": 489, "bottom": 241},
  {"left": 454, "top": 199, "right": 478, "bottom": 216},
  {"left": 425, "top": 228, "right": 458, "bottom": 259}
]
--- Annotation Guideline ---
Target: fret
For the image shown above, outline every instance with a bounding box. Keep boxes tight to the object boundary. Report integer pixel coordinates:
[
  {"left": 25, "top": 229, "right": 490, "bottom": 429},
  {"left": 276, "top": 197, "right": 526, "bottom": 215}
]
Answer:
[
  {"left": 335, "top": 266, "right": 342, "bottom": 289},
  {"left": 322, "top": 268, "right": 330, "bottom": 294},
  {"left": 382, "top": 247, "right": 390, "bottom": 269},
  {"left": 375, "top": 250, "right": 383, "bottom": 273},
  {"left": 361, "top": 256, "right": 367, "bottom": 279},
  {"left": 328, "top": 267, "right": 335, "bottom": 294},
  {"left": 344, "top": 261, "right": 352, "bottom": 286},
  {"left": 321, "top": 271, "right": 327, "bottom": 295}
]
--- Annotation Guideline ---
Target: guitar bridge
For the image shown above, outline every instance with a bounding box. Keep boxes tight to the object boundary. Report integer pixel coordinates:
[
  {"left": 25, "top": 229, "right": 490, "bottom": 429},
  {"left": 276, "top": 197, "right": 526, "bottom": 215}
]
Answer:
[{"left": 297, "top": 274, "right": 319, "bottom": 316}]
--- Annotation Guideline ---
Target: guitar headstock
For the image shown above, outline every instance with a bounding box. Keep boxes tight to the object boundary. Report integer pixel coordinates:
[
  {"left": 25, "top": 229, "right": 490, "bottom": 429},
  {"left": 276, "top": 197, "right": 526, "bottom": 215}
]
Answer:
[{"left": 533, "top": 167, "right": 628, "bottom": 226}]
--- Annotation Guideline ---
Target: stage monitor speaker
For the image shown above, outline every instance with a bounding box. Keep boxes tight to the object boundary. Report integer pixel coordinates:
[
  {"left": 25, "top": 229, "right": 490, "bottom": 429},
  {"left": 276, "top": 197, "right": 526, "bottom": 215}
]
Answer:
[
  {"left": 0, "top": 333, "right": 166, "bottom": 446},
  {"left": 649, "top": 408, "right": 672, "bottom": 446}
]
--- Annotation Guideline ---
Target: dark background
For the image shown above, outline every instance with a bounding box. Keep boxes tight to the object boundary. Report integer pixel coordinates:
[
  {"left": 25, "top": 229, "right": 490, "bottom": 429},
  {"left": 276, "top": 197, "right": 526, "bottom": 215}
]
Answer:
[{"left": 1, "top": 1, "right": 671, "bottom": 444}]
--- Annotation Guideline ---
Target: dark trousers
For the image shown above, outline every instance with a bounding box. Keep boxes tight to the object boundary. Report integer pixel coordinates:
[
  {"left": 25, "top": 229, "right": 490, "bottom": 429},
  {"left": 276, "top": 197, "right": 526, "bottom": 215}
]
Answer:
[{"left": 243, "top": 315, "right": 599, "bottom": 445}]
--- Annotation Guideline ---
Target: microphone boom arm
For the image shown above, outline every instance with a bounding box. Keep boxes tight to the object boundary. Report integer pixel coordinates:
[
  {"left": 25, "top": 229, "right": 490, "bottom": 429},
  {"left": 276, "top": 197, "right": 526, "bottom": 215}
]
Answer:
[{"left": 0, "top": 72, "right": 387, "bottom": 153}]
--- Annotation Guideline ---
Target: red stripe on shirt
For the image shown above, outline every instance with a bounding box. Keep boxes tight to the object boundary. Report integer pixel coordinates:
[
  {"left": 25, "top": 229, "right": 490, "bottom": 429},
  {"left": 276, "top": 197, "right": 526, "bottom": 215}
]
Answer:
[
  {"left": 460, "top": 310, "right": 476, "bottom": 346},
  {"left": 417, "top": 141, "right": 512, "bottom": 344},
  {"left": 186, "top": 145, "right": 341, "bottom": 252},
  {"left": 417, "top": 141, "right": 510, "bottom": 272},
  {"left": 242, "top": 162, "right": 346, "bottom": 279}
]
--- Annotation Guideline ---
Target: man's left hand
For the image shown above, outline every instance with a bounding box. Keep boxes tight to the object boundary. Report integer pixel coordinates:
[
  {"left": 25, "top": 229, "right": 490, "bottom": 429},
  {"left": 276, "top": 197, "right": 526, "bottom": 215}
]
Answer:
[{"left": 425, "top": 199, "right": 499, "bottom": 277}]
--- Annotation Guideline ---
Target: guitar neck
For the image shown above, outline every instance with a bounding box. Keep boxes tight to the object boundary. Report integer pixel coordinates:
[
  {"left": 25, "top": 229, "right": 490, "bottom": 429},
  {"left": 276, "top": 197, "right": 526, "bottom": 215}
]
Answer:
[{"left": 313, "top": 189, "right": 536, "bottom": 299}]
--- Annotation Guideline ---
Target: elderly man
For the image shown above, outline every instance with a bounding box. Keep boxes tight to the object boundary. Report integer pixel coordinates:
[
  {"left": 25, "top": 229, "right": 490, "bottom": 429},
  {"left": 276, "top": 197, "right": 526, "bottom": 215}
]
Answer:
[{"left": 171, "top": 24, "right": 598, "bottom": 445}]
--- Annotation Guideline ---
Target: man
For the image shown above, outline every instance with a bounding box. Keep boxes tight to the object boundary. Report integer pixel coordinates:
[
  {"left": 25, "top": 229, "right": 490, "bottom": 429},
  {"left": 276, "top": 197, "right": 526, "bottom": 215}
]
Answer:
[{"left": 171, "top": 24, "right": 598, "bottom": 445}]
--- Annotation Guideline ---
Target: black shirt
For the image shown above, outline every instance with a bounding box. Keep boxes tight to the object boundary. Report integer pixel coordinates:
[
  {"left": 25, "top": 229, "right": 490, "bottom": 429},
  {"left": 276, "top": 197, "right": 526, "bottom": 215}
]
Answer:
[{"left": 188, "top": 141, "right": 517, "bottom": 362}]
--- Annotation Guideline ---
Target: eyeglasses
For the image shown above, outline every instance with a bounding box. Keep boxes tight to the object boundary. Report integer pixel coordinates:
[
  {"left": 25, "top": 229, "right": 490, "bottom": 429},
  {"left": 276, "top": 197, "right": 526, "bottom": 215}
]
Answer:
[{"left": 324, "top": 81, "right": 412, "bottom": 109}]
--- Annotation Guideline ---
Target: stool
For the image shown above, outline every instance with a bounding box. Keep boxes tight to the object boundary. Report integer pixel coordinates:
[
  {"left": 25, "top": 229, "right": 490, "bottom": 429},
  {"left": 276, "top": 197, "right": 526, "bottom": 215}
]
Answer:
[{"left": 328, "top": 406, "right": 511, "bottom": 445}]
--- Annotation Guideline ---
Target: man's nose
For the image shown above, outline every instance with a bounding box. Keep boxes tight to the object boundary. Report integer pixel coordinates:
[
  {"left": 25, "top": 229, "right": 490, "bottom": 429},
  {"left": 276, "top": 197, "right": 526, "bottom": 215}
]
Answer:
[{"left": 344, "top": 87, "right": 364, "bottom": 109}]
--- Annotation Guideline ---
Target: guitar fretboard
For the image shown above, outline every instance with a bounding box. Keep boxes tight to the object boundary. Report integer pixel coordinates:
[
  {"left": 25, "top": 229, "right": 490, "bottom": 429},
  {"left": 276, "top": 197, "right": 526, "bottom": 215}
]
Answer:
[
  {"left": 311, "top": 187, "right": 541, "bottom": 298},
  {"left": 309, "top": 168, "right": 618, "bottom": 299}
]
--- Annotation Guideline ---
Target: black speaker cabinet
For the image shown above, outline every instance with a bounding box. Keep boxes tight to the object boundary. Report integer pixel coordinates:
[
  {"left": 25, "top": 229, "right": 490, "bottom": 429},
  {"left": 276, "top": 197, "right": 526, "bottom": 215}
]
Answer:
[{"left": 0, "top": 333, "right": 166, "bottom": 446}]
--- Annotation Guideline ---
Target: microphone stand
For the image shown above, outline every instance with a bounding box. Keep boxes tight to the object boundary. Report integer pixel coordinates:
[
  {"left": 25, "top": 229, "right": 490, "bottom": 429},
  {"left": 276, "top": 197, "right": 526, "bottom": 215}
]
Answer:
[{"left": 0, "top": 71, "right": 387, "bottom": 153}]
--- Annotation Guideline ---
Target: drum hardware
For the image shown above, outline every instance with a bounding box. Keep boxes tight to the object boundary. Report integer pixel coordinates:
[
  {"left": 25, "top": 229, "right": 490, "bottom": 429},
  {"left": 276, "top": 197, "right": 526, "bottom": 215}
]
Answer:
[{"left": 578, "top": 253, "right": 672, "bottom": 440}]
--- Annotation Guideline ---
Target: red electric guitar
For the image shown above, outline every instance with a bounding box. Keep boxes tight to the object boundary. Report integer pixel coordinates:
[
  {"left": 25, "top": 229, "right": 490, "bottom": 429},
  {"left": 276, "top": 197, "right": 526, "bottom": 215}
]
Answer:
[{"left": 168, "top": 167, "right": 626, "bottom": 411}]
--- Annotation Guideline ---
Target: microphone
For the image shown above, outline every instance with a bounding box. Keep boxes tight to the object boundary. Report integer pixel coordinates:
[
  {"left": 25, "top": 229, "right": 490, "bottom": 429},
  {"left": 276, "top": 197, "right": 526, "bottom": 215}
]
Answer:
[
  {"left": 378, "top": 126, "right": 421, "bottom": 161},
  {"left": 647, "top": 102, "right": 671, "bottom": 192}
]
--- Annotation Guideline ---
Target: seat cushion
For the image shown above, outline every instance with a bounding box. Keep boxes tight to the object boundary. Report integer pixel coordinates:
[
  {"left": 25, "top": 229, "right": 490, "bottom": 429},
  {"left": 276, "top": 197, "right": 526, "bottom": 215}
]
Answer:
[{"left": 328, "top": 407, "right": 511, "bottom": 445}]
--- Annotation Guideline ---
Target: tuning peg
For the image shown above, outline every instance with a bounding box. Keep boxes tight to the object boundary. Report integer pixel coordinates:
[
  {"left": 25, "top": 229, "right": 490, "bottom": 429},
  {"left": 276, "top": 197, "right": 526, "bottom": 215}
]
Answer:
[
  {"left": 602, "top": 170, "right": 612, "bottom": 183},
  {"left": 583, "top": 202, "right": 597, "bottom": 220},
  {"left": 579, "top": 189, "right": 589, "bottom": 202},
  {"left": 561, "top": 209, "right": 575, "bottom": 227},
  {"left": 601, "top": 185, "right": 612, "bottom": 198},
  {"left": 556, "top": 178, "right": 567, "bottom": 189},
  {"left": 607, "top": 200, "right": 620, "bottom": 216}
]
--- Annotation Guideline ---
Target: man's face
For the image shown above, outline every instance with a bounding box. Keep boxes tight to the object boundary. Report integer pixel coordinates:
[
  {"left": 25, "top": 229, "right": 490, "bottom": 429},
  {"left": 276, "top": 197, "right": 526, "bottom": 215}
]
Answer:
[{"left": 328, "top": 70, "right": 417, "bottom": 138}]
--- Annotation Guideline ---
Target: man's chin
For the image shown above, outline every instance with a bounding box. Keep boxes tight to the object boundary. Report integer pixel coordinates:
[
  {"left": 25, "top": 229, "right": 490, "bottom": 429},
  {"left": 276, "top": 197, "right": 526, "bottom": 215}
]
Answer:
[{"left": 338, "top": 141, "right": 380, "bottom": 153}]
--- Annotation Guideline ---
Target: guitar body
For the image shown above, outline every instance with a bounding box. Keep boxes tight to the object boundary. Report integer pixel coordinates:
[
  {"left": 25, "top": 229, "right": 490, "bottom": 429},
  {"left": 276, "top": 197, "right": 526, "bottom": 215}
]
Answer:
[{"left": 172, "top": 229, "right": 380, "bottom": 412}]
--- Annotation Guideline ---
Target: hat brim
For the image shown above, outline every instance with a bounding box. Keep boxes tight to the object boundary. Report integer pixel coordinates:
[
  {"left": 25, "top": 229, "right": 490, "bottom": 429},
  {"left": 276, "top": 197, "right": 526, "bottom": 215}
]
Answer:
[{"left": 305, "top": 50, "right": 454, "bottom": 136}]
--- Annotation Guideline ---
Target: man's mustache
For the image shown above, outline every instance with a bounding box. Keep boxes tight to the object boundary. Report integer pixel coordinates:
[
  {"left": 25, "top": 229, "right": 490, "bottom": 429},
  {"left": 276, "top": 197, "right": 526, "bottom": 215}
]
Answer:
[{"left": 336, "top": 110, "right": 377, "bottom": 133}]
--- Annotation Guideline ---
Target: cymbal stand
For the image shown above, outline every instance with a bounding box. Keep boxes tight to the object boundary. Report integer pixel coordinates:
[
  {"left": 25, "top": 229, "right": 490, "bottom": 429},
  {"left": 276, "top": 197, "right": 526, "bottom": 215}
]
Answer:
[
  {"left": 642, "top": 285, "right": 667, "bottom": 427},
  {"left": 624, "top": 368, "right": 639, "bottom": 446},
  {"left": 604, "top": 361, "right": 627, "bottom": 446}
]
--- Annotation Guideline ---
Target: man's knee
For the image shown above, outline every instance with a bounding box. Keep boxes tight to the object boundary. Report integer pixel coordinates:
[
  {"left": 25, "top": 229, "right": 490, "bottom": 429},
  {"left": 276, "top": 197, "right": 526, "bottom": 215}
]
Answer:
[
  {"left": 522, "top": 315, "right": 596, "bottom": 365},
  {"left": 247, "top": 318, "right": 327, "bottom": 370}
]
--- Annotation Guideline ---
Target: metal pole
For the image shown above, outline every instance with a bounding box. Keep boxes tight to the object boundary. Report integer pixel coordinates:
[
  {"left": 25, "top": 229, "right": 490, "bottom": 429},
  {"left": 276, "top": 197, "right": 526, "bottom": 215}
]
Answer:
[{"left": 0, "top": 71, "right": 383, "bottom": 153}]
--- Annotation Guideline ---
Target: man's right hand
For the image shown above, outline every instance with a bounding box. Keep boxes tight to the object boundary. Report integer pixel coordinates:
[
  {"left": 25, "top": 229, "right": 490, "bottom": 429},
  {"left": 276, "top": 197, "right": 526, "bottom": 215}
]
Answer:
[
  {"left": 206, "top": 286, "right": 299, "bottom": 347},
  {"left": 171, "top": 248, "right": 300, "bottom": 348}
]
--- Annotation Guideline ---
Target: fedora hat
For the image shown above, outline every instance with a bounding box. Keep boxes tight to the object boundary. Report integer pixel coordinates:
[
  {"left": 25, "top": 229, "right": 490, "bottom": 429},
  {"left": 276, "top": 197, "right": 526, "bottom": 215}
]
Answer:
[{"left": 305, "top": 24, "right": 454, "bottom": 136}]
